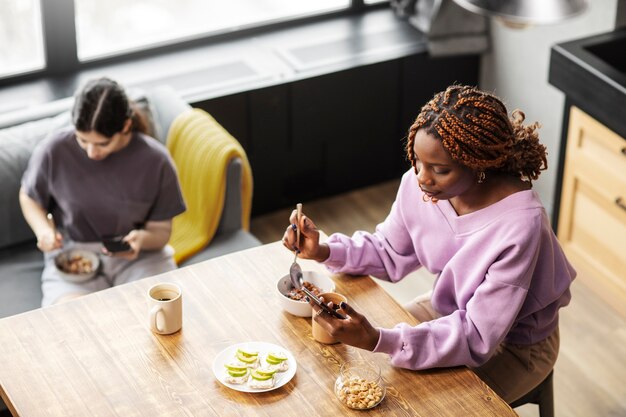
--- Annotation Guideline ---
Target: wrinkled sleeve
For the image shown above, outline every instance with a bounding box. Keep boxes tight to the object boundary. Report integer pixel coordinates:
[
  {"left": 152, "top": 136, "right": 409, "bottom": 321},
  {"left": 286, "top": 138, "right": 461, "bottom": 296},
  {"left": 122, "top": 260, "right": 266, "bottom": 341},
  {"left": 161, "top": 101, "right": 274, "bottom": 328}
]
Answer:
[
  {"left": 373, "top": 219, "right": 541, "bottom": 369},
  {"left": 323, "top": 175, "right": 421, "bottom": 282},
  {"left": 21, "top": 140, "right": 52, "bottom": 210},
  {"left": 147, "top": 153, "right": 186, "bottom": 221}
]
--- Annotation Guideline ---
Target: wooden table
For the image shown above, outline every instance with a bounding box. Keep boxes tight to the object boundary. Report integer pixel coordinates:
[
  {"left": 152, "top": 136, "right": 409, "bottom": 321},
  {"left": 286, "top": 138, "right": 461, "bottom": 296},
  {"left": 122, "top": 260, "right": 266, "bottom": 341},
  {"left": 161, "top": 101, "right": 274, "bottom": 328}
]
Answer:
[{"left": 0, "top": 241, "right": 517, "bottom": 416}]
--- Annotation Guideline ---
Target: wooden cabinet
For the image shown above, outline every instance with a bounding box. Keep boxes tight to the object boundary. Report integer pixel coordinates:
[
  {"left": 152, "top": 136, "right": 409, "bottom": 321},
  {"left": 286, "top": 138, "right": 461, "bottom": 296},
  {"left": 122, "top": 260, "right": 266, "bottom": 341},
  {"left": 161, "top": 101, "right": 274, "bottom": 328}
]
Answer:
[{"left": 558, "top": 106, "right": 626, "bottom": 317}]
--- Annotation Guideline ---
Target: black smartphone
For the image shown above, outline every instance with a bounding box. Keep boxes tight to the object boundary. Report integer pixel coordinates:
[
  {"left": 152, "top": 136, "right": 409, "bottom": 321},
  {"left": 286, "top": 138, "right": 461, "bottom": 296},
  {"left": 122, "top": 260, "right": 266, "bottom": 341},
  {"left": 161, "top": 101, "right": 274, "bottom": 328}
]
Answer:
[
  {"left": 102, "top": 236, "right": 131, "bottom": 253},
  {"left": 301, "top": 286, "right": 347, "bottom": 319}
]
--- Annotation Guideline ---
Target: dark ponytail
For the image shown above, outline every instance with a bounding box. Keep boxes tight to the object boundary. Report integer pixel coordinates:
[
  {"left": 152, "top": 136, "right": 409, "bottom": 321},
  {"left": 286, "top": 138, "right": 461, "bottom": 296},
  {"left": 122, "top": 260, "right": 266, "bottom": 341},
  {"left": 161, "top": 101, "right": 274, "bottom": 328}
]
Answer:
[{"left": 129, "top": 101, "right": 149, "bottom": 135}]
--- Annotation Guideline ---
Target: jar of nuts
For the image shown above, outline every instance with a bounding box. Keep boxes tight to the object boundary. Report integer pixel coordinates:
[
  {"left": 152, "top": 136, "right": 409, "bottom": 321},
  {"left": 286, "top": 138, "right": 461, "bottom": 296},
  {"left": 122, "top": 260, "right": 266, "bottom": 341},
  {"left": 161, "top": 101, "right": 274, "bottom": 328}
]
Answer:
[{"left": 334, "top": 359, "right": 385, "bottom": 410}]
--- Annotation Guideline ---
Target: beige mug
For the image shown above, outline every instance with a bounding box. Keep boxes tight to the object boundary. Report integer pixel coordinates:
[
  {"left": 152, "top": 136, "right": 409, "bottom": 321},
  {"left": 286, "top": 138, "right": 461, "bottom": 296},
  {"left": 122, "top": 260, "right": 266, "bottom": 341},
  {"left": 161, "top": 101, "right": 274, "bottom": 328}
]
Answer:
[
  {"left": 148, "top": 282, "right": 182, "bottom": 335},
  {"left": 312, "top": 292, "right": 347, "bottom": 344}
]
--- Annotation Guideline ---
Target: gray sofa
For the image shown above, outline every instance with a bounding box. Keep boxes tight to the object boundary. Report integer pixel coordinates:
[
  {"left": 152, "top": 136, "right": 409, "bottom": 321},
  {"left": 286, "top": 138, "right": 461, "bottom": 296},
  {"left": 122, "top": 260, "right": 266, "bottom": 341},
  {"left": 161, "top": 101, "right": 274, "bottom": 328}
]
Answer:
[{"left": 0, "top": 85, "right": 261, "bottom": 320}]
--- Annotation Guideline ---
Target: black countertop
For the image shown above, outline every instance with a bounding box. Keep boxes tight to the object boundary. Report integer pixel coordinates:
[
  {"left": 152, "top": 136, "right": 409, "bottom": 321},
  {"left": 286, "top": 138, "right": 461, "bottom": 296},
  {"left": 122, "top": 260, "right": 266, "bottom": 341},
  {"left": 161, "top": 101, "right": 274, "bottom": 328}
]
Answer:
[
  {"left": 548, "top": 27, "right": 626, "bottom": 230},
  {"left": 549, "top": 27, "right": 626, "bottom": 139}
]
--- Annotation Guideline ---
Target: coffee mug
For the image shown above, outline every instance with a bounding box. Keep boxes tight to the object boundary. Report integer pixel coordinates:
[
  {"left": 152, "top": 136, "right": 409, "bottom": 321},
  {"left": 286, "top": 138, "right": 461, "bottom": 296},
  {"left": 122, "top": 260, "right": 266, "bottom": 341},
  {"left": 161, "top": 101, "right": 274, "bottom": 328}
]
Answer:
[
  {"left": 312, "top": 292, "right": 347, "bottom": 344},
  {"left": 148, "top": 282, "right": 182, "bottom": 335}
]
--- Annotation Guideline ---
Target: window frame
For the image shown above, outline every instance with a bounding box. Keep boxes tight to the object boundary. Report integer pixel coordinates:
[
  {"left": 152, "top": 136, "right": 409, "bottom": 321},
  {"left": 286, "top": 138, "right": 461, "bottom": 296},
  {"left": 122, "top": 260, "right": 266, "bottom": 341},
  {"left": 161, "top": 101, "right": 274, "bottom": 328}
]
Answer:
[{"left": 1, "top": 0, "right": 381, "bottom": 85}]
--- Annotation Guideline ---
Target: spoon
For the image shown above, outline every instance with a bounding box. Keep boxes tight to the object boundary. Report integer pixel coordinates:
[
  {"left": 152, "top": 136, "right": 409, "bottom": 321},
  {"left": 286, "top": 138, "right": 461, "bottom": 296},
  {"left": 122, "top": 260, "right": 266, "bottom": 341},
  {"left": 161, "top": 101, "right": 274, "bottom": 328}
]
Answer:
[
  {"left": 289, "top": 203, "right": 303, "bottom": 289},
  {"left": 46, "top": 213, "right": 55, "bottom": 230}
]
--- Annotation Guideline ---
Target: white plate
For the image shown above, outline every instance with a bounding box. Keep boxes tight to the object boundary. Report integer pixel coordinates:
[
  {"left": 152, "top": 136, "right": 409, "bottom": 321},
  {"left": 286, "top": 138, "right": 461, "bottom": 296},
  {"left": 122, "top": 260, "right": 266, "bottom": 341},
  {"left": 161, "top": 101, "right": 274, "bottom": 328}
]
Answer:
[{"left": 212, "top": 341, "right": 297, "bottom": 393}]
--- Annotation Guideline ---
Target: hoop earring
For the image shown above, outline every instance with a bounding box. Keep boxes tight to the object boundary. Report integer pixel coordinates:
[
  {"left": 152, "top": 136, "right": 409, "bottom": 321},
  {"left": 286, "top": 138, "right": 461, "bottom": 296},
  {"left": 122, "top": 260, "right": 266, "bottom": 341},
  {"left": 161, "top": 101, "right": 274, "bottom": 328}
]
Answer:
[{"left": 477, "top": 171, "right": 486, "bottom": 184}]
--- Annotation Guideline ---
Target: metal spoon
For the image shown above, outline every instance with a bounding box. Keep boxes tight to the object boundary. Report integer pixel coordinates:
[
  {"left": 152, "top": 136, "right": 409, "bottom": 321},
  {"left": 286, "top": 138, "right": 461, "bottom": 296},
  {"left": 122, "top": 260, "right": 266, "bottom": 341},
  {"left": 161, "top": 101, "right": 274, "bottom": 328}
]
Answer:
[
  {"left": 46, "top": 213, "right": 55, "bottom": 230},
  {"left": 289, "top": 251, "right": 303, "bottom": 290},
  {"left": 289, "top": 203, "right": 303, "bottom": 289}
]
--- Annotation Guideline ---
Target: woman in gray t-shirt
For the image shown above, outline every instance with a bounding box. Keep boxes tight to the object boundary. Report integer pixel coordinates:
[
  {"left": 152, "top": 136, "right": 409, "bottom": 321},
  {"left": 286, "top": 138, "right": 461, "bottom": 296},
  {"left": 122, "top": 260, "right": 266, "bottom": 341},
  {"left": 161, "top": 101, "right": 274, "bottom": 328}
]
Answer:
[{"left": 19, "top": 77, "right": 186, "bottom": 306}]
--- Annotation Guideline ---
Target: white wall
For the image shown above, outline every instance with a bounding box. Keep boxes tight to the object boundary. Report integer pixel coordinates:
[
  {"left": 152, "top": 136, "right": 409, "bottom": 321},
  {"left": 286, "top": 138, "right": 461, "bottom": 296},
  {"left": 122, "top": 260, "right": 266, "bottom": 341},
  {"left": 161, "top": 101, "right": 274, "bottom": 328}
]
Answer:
[{"left": 479, "top": 0, "right": 618, "bottom": 218}]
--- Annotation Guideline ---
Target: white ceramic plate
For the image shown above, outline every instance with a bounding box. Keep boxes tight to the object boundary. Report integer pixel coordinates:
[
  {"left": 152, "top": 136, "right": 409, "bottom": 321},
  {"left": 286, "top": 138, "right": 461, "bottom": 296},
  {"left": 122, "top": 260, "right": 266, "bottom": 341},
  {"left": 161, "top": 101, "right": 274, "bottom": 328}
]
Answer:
[{"left": 212, "top": 341, "right": 297, "bottom": 393}]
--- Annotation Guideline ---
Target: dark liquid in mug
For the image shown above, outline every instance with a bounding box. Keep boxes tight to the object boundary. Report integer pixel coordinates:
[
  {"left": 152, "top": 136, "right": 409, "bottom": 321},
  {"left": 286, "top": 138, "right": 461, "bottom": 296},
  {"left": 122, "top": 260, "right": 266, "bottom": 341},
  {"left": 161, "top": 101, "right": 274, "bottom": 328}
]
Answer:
[{"left": 158, "top": 298, "right": 171, "bottom": 301}]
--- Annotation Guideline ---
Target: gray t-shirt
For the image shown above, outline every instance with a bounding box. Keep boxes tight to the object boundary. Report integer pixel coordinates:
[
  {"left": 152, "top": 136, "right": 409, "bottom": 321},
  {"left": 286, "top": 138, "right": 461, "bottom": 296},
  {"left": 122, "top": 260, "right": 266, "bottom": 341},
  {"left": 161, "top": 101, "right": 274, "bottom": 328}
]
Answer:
[{"left": 22, "top": 128, "right": 186, "bottom": 242}]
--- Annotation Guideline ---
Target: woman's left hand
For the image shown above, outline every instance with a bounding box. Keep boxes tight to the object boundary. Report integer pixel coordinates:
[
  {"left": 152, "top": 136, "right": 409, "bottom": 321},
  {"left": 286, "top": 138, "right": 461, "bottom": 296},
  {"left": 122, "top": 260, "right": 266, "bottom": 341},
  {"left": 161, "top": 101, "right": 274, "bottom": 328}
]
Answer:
[
  {"left": 103, "top": 230, "right": 142, "bottom": 260},
  {"left": 311, "top": 298, "right": 380, "bottom": 351}
]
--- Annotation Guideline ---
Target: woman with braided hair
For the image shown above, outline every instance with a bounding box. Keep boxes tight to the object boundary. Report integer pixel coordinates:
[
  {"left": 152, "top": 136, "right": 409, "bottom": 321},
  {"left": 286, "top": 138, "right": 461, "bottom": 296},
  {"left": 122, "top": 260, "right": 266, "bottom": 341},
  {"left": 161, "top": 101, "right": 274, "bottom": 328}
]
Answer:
[{"left": 282, "top": 85, "right": 575, "bottom": 403}]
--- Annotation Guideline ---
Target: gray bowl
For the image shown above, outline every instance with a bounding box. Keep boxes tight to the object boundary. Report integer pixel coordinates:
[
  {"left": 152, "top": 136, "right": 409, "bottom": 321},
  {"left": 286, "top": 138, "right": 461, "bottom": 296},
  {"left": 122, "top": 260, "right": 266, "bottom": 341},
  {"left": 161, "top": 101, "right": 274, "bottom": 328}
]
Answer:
[{"left": 54, "top": 249, "right": 100, "bottom": 283}]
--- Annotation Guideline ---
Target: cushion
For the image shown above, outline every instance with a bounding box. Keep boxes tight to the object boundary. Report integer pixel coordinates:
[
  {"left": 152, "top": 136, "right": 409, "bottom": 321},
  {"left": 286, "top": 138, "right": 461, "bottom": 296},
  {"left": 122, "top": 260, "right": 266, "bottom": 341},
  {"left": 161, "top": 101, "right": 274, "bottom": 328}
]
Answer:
[
  {"left": 0, "top": 112, "right": 71, "bottom": 249},
  {"left": 142, "top": 85, "right": 191, "bottom": 144}
]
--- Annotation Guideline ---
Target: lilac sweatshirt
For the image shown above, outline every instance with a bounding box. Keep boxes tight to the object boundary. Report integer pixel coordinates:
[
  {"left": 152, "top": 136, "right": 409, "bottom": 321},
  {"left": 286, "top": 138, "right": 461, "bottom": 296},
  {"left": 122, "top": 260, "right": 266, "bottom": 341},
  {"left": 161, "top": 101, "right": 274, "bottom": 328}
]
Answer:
[{"left": 324, "top": 169, "right": 575, "bottom": 369}]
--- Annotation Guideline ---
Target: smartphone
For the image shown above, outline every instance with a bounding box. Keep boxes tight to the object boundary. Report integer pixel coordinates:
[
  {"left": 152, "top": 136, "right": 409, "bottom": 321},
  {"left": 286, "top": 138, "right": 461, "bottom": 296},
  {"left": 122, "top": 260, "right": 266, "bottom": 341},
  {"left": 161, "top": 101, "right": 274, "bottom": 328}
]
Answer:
[
  {"left": 301, "top": 286, "right": 347, "bottom": 319},
  {"left": 102, "top": 236, "right": 131, "bottom": 253}
]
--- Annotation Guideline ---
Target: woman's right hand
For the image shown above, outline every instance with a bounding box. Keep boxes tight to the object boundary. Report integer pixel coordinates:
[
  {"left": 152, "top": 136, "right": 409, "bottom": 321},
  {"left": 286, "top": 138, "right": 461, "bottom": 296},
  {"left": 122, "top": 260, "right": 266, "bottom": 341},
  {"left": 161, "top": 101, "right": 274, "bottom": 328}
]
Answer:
[
  {"left": 37, "top": 228, "right": 63, "bottom": 252},
  {"left": 18, "top": 190, "right": 64, "bottom": 252},
  {"left": 282, "top": 210, "right": 330, "bottom": 262},
  {"left": 310, "top": 298, "right": 380, "bottom": 351}
]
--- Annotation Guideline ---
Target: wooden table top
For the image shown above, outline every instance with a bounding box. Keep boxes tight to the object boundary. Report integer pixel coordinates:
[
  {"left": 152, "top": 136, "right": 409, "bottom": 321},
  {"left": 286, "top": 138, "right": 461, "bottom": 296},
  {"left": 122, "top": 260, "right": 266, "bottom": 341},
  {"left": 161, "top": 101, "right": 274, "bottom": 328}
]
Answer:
[{"left": 0, "top": 241, "right": 517, "bottom": 417}]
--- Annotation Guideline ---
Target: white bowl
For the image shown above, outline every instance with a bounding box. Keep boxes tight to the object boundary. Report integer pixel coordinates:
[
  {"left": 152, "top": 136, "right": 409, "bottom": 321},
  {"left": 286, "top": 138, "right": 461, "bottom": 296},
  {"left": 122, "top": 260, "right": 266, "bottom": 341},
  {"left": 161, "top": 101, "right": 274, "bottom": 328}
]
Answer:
[
  {"left": 54, "top": 249, "right": 100, "bottom": 283},
  {"left": 276, "top": 271, "right": 335, "bottom": 317}
]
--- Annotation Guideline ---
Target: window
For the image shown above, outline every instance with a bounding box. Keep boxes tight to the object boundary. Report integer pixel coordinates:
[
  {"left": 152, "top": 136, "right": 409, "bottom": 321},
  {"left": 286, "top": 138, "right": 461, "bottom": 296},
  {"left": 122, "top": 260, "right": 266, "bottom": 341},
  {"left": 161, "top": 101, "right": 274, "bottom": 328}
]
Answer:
[
  {"left": 0, "top": 0, "right": 388, "bottom": 80},
  {"left": 0, "top": 0, "right": 44, "bottom": 78},
  {"left": 74, "top": 0, "right": 351, "bottom": 61}
]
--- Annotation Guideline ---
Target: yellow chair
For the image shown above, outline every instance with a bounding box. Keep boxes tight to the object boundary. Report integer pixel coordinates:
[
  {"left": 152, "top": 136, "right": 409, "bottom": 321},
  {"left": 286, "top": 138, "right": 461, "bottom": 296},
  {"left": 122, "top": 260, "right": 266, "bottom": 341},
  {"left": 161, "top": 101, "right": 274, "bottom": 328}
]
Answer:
[{"left": 166, "top": 107, "right": 258, "bottom": 265}]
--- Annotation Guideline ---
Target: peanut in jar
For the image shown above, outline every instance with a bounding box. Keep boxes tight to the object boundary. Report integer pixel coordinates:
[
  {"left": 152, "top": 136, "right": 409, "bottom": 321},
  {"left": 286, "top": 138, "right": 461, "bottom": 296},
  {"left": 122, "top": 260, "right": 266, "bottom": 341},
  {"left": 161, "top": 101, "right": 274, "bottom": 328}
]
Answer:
[{"left": 334, "top": 360, "right": 385, "bottom": 409}]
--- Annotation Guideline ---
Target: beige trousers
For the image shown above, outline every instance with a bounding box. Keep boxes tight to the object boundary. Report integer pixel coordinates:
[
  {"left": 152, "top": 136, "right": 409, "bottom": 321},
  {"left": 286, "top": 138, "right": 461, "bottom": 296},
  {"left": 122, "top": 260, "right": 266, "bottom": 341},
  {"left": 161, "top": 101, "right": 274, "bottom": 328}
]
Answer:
[{"left": 403, "top": 292, "right": 559, "bottom": 403}]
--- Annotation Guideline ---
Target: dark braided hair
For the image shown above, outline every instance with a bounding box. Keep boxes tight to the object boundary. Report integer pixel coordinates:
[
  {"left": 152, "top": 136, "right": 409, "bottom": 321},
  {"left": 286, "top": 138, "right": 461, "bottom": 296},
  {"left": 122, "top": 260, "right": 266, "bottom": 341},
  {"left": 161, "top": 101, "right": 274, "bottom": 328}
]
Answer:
[
  {"left": 72, "top": 77, "right": 148, "bottom": 137},
  {"left": 406, "top": 85, "right": 547, "bottom": 183}
]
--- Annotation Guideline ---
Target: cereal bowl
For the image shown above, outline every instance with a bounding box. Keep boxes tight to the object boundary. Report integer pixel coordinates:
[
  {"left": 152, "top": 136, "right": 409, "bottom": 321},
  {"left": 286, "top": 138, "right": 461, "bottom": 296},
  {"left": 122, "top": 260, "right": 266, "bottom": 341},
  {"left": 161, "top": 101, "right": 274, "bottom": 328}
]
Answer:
[
  {"left": 276, "top": 271, "right": 335, "bottom": 317},
  {"left": 54, "top": 249, "right": 100, "bottom": 283},
  {"left": 334, "top": 359, "right": 386, "bottom": 410}
]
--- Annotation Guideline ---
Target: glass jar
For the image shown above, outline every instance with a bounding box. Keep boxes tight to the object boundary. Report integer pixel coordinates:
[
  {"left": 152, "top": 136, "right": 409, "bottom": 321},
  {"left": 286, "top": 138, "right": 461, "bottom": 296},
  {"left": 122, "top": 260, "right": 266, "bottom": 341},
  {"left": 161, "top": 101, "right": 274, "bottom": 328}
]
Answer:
[{"left": 334, "top": 359, "right": 386, "bottom": 409}]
